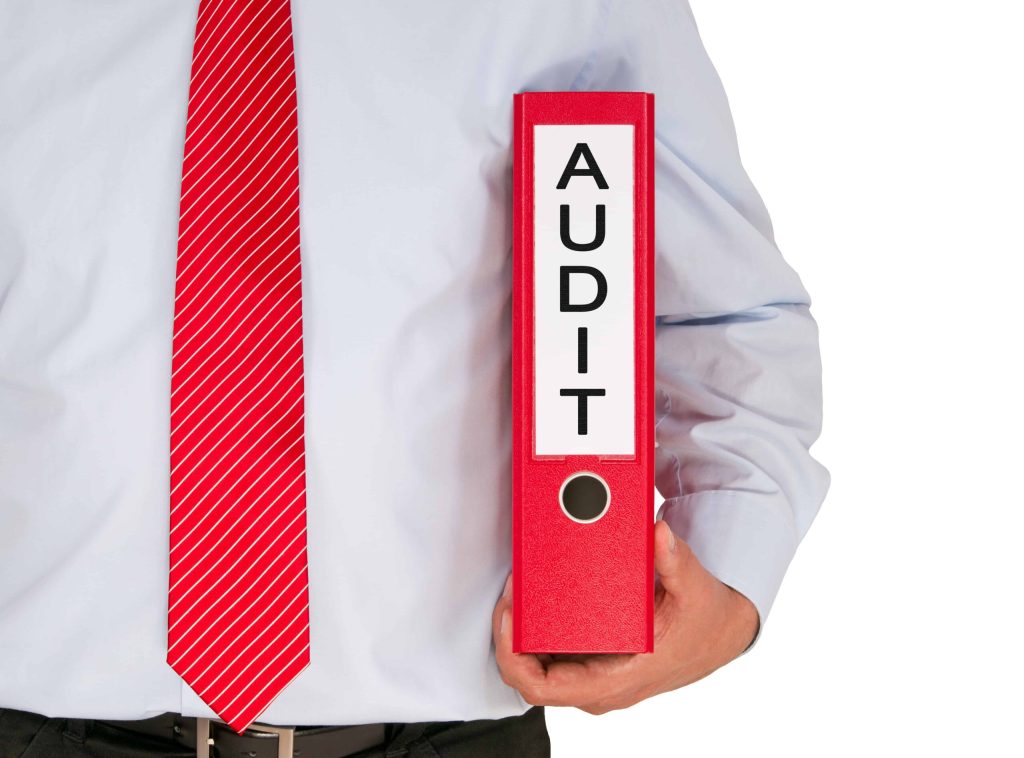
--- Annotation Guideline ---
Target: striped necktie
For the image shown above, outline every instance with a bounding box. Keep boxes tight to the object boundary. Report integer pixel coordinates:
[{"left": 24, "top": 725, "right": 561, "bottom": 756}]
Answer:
[{"left": 167, "top": 0, "right": 310, "bottom": 734}]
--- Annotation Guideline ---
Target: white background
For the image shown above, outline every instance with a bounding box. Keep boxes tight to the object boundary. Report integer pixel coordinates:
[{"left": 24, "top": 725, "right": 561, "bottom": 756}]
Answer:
[{"left": 548, "top": 2, "right": 1024, "bottom": 755}]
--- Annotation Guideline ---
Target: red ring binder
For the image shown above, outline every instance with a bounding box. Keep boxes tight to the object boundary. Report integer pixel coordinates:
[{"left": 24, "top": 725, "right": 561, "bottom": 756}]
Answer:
[{"left": 512, "top": 91, "right": 655, "bottom": 654}]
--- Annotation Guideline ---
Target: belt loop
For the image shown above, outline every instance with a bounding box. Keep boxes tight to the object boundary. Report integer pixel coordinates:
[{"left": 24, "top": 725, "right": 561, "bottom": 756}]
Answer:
[
  {"left": 385, "top": 722, "right": 429, "bottom": 757},
  {"left": 62, "top": 718, "right": 91, "bottom": 744}
]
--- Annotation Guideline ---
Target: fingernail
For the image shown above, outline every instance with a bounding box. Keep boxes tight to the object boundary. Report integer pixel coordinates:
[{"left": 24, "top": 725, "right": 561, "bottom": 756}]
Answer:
[
  {"left": 502, "top": 574, "right": 512, "bottom": 598},
  {"left": 500, "top": 609, "right": 509, "bottom": 636},
  {"left": 667, "top": 530, "right": 676, "bottom": 553}
]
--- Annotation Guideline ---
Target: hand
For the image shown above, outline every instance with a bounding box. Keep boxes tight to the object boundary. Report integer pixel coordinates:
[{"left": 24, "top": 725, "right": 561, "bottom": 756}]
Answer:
[{"left": 492, "top": 519, "right": 759, "bottom": 714}]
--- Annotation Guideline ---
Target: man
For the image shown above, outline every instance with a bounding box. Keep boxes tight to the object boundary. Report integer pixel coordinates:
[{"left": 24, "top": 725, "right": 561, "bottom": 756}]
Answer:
[{"left": 0, "top": 0, "right": 829, "bottom": 755}]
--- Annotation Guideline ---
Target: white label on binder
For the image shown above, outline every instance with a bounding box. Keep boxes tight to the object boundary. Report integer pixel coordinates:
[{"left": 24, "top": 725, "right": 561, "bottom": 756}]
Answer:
[{"left": 533, "top": 124, "right": 635, "bottom": 456}]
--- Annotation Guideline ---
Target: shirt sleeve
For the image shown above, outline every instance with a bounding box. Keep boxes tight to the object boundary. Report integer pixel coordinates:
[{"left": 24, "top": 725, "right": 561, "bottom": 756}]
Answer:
[{"left": 581, "top": 0, "right": 831, "bottom": 639}]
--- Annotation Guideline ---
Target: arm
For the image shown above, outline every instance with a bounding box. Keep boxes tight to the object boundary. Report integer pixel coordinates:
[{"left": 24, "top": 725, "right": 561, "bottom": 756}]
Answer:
[
  {"left": 638, "top": 0, "right": 830, "bottom": 636},
  {"left": 493, "top": 0, "right": 830, "bottom": 711}
]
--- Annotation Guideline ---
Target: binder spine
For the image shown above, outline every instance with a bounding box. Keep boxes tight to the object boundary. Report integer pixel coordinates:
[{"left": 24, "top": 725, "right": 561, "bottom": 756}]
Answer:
[{"left": 513, "top": 92, "right": 655, "bottom": 654}]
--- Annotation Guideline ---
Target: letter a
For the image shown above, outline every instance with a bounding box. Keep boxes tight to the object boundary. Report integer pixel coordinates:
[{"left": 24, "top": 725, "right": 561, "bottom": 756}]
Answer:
[{"left": 556, "top": 143, "right": 609, "bottom": 189}]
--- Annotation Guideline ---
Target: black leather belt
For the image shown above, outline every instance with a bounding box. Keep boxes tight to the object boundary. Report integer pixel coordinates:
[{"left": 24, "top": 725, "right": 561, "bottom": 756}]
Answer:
[{"left": 95, "top": 712, "right": 390, "bottom": 758}]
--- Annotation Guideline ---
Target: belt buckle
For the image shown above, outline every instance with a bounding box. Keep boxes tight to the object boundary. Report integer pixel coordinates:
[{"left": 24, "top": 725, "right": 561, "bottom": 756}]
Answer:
[{"left": 196, "top": 717, "right": 295, "bottom": 758}]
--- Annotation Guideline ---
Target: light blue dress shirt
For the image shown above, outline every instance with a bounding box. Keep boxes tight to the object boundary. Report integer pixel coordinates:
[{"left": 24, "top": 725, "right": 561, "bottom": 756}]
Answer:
[{"left": 0, "top": 0, "right": 829, "bottom": 725}]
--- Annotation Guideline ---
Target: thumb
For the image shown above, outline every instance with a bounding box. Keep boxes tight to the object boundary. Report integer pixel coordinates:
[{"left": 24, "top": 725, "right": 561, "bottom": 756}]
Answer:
[{"left": 653, "top": 519, "right": 696, "bottom": 598}]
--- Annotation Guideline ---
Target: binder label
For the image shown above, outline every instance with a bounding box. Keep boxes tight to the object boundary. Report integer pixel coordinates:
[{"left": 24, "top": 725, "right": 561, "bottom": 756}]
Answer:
[{"left": 533, "top": 124, "right": 636, "bottom": 456}]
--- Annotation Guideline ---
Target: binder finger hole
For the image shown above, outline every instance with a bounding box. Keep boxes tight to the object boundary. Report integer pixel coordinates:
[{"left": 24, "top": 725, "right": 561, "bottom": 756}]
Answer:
[{"left": 559, "top": 472, "right": 610, "bottom": 523}]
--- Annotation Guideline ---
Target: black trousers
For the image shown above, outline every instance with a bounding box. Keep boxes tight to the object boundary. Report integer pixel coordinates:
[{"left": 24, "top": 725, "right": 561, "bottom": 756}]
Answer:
[{"left": 0, "top": 706, "right": 550, "bottom": 758}]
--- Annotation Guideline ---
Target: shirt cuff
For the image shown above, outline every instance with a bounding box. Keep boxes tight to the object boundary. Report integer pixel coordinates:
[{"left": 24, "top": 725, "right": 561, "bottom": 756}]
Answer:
[{"left": 656, "top": 489, "right": 800, "bottom": 651}]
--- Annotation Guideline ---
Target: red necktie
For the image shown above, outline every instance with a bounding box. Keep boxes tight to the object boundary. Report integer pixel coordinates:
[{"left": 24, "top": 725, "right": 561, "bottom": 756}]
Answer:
[{"left": 167, "top": 0, "right": 310, "bottom": 734}]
